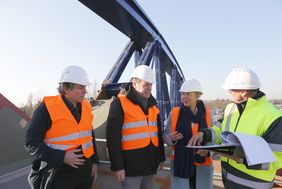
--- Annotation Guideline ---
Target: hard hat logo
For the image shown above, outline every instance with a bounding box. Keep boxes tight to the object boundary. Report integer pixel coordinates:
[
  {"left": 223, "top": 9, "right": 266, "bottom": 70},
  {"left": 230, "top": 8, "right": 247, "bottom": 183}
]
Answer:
[
  {"left": 222, "top": 67, "right": 261, "bottom": 90},
  {"left": 179, "top": 79, "right": 203, "bottom": 94},
  {"left": 60, "top": 65, "right": 91, "bottom": 86},
  {"left": 131, "top": 65, "right": 155, "bottom": 83}
]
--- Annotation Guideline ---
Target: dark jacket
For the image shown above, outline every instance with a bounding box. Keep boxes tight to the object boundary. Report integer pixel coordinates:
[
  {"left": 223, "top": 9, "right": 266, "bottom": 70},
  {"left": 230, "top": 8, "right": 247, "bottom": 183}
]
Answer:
[
  {"left": 25, "top": 95, "right": 99, "bottom": 189},
  {"left": 106, "top": 84, "right": 166, "bottom": 176}
]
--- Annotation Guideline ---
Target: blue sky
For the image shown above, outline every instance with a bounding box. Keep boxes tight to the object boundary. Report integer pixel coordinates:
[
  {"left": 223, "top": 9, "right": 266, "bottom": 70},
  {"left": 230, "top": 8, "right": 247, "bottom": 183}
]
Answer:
[{"left": 0, "top": 0, "right": 281, "bottom": 106}]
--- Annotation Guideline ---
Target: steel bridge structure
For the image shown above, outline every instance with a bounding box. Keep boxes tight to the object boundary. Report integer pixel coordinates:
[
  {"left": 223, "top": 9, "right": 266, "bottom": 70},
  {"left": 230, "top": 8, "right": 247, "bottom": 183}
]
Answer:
[{"left": 79, "top": 0, "right": 185, "bottom": 125}]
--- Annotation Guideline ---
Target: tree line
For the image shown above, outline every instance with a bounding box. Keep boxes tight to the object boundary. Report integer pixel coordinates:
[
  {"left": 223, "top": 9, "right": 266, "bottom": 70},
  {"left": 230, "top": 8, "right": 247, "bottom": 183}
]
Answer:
[{"left": 19, "top": 94, "right": 282, "bottom": 119}]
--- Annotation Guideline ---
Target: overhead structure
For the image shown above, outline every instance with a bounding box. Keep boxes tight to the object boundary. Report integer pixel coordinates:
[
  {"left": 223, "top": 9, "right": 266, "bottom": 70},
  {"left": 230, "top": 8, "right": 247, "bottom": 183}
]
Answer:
[{"left": 79, "top": 0, "right": 185, "bottom": 124}]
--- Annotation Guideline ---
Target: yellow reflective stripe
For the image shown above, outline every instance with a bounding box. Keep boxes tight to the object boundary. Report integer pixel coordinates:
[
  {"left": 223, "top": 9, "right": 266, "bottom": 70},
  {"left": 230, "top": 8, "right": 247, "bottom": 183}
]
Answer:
[{"left": 45, "top": 130, "right": 92, "bottom": 142}]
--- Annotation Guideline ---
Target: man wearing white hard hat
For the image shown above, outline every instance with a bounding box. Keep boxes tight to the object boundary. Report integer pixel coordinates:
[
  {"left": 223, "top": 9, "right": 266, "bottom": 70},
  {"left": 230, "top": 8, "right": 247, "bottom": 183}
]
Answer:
[
  {"left": 163, "top": 78, "right": 214, "bottom": 189},
  {"left": 25, "top": 65, "right": 99, "bottom": 189},
  {"left": 106, "top": 65, "right": 165, "bottom": 189},
  {"left": 189, "top": 67, "right": 282, "bottom": 189}
]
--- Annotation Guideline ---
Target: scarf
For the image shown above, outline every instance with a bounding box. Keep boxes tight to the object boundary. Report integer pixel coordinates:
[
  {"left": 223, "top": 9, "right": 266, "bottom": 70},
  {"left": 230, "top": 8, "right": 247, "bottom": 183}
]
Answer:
[{"left": 174, "top": 100, "right": 208, "bottom": 178}]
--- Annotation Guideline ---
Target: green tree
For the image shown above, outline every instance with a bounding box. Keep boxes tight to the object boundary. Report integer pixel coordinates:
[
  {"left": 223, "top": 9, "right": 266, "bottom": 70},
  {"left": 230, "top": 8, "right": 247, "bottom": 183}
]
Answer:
[{"left": 20, "top": 93, "right": 42, "bottom": 117}]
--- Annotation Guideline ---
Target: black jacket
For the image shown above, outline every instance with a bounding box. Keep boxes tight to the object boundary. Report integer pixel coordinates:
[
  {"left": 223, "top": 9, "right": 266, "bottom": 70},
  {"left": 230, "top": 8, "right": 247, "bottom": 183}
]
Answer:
[
  {"left": 106, "top": 84, "right": 166, "bottom": 176},
  {"left": 25, "top": 95, "right": 99, "bottom": 189}
]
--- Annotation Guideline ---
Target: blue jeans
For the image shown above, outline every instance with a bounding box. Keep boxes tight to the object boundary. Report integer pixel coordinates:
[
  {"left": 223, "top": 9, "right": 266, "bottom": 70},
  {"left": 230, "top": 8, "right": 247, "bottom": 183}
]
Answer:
[{"left": 171, "top": 160, "right": 213, "bottom": 189}]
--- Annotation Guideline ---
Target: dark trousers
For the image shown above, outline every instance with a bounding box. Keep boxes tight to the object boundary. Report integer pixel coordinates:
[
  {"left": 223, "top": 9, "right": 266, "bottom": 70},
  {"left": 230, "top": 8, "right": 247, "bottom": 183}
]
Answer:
[{"left": 52, "top": 158, "right": 93, "bottom": 189}]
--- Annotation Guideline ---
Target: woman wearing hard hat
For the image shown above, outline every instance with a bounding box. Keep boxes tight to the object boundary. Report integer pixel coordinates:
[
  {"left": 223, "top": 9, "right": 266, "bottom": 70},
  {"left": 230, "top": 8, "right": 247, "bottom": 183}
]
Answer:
[
  {"left": 189, "top": 67, "right": 282, "bottom": 189},
  {"left": 163, "top": 78, "right": 213, "bottom": 189}
]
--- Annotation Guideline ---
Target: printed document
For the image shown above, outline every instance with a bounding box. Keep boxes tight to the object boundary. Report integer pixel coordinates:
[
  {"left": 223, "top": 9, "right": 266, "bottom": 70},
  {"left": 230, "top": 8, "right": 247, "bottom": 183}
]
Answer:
[{"left": 187, "top": 131, "right": 275, "bottom": 165}]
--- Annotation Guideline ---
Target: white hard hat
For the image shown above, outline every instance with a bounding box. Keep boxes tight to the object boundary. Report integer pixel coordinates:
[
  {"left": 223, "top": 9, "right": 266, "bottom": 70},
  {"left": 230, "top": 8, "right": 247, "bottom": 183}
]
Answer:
[
  {"left": 179, "top": 79, "right": 203, "bottom": 94},
  {"left": 131, "top": 65, "right": 154, "bottom": 83},
  {"left": 222, "top": 67, "right": 261, "bottom": 90},
  {"left": 59, "top": 65, "right": 91, "bottom": 86}
]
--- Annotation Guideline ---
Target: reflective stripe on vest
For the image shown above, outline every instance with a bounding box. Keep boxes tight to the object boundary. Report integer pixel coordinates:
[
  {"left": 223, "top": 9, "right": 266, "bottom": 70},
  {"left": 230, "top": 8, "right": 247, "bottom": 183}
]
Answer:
[
  {"left": 44, "top": 95, "right": 94, "bottom": 158},
  {"left": 222, "top": 167, "right": 273, "bottom": 189},
  {"left": 119, "top": 95, "right": 160, "bottom": 150},
  {"left": 269, "top": 143, "right": 282, "bottom": 152},
  {"left": 45, "top": 130, "right": 93, "bottom": 152},
  {"left": 224, "top": 103, "right": 237, "bottom": 131},
  {"left": 46, "top": 143, "right": 73, "bottom": 151},
  {"left": 45, "top": 130, "right": 92, "bottom": 142},
  {"left": 170, "top": 105, "right": 213, "bottom": 166},
  {"left": 46, "top": 142, "right": 93, "bottom": 152}
]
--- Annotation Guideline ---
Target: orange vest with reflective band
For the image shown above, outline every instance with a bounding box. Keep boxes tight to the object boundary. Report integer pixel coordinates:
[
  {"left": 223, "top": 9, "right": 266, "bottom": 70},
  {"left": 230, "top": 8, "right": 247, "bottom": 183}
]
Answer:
[
  {"left": 119, "top": 95, "right": 160, "bottom": 151},
  {"left": 170, "top": 106, "right": 212, "bottom": 166},
  {"left": 44, "top": 95, "right": 94, "bottom": 158}
]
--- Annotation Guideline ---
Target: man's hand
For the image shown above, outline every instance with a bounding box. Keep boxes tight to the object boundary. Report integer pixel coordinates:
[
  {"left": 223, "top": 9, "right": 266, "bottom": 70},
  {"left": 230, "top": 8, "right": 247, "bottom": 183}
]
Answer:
[
  {"left": 63, "top": 149, "right": 85, "bottom": 168},
  {"left": 188, "top": 132, "right": 204, "bottom": 146},
  {"left": 115, "top": 169, "right": 125, "bottom": 182},
  {"left": 170, "top": 131, "right": 183, "bottom": 143}
]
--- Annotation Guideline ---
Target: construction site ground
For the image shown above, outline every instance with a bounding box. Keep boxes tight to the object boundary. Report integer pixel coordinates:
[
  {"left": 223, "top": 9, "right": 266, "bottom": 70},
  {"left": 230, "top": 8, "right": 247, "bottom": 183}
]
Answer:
[{"left": 93, "top": 159, "right": 281, "bottom": 189}]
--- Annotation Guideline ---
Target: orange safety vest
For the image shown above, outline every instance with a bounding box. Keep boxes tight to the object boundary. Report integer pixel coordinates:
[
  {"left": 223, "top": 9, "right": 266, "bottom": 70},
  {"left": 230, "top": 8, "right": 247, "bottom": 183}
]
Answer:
[
  {"left": 170, "top": 106, "right": 212, "bottom": 166},
  {"left": 119, "top": 95, "right": 160, "bottom": 151},
  {"left": 44, "top": 95, "right": 94, "bottom": 158}
]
